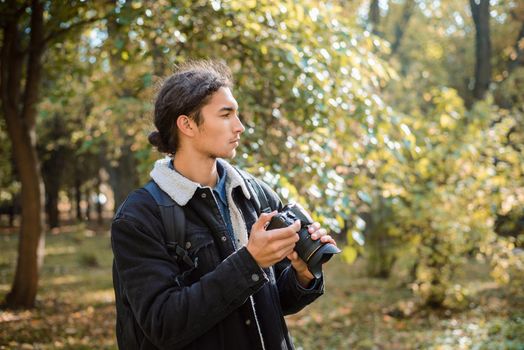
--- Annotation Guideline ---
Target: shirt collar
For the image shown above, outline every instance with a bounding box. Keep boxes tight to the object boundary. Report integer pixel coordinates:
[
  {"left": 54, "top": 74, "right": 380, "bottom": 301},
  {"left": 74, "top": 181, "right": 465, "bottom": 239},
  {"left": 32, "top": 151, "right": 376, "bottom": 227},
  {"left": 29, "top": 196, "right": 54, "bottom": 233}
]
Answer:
[
  {"left": 149, "top": 156, "right": 251, "bottom": 206},
  {"left": 213, "top": 161, "right": 228, "bottom": 205}
]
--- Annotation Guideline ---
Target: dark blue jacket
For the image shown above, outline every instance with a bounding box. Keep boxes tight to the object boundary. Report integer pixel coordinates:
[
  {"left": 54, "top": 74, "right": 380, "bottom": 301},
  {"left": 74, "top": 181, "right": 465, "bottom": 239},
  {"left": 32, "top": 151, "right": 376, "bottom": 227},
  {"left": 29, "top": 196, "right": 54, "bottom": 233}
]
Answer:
[{"left": 111, "top": 174, "right": 324, "bottom": 349}]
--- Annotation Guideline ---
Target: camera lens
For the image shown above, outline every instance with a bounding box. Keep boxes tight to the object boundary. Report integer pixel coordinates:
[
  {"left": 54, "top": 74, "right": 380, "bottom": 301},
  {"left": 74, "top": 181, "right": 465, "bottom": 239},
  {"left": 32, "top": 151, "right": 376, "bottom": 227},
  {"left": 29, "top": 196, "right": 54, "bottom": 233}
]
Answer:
[
  {"left": 295, "top": 226, "right": 341, "bottom": 278},
  {"left": 305, "top": 242, "right": 341, "bottom": 278},
  {"left": 267, "top": 203, "right": 341, "bottom": 278}
]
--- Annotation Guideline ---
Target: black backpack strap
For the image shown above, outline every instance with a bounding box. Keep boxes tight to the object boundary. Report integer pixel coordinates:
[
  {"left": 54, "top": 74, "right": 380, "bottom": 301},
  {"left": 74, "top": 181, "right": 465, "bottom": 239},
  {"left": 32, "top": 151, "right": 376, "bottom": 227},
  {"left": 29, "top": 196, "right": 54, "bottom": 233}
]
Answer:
[
  {"left": 234, "top": 168, "right": 272, "bottom": 215},
  {"left": 144, "top": 181, "right": 194, "bottom": 269}
]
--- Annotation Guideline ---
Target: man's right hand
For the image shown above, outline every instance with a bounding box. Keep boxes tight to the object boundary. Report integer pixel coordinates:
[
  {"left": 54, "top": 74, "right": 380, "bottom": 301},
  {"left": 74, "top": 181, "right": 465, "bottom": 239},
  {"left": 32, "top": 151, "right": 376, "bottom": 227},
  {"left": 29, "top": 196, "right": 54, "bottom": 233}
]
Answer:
[{"left": 246, "top": 211, "right": 301, "bottom": 268}]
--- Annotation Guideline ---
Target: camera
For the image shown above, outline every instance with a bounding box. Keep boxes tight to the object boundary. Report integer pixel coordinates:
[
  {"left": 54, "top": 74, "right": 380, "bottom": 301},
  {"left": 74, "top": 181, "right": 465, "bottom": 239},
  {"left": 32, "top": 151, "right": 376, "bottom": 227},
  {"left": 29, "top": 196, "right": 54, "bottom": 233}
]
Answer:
[{"left": 266, "top": 203, "right": 341, "bottom": 278}]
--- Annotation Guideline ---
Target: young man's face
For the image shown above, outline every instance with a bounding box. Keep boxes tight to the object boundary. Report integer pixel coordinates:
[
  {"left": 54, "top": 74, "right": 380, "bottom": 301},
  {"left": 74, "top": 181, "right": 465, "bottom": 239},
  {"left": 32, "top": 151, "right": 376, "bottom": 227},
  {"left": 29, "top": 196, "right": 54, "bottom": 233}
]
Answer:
[{"left": 192, "top": 87, "right": 245, "bottom": 159}]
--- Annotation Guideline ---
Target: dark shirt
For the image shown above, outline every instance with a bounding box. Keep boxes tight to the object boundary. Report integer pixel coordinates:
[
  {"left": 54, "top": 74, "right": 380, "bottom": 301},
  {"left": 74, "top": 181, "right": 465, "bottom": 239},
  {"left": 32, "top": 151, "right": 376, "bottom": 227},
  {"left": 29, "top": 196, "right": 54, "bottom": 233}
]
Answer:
[{"left": 213, "top": 162, "right": 236, "bottom": 248}]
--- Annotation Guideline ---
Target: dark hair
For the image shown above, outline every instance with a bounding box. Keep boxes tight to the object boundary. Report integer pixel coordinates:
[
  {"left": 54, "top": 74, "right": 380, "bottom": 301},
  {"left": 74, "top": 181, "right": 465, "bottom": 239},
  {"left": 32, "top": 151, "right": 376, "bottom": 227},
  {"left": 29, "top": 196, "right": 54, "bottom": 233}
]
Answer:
[{"left": 148, "top": 60, "right": 233, "bottom": 154}]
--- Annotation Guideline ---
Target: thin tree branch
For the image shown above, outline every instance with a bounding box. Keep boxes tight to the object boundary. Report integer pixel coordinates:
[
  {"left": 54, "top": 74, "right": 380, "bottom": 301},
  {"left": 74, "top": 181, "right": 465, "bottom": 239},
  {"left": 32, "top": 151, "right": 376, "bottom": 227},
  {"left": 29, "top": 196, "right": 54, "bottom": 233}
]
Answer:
[{"left": 44, "top": 16, "right": 105, "bottom": 45}]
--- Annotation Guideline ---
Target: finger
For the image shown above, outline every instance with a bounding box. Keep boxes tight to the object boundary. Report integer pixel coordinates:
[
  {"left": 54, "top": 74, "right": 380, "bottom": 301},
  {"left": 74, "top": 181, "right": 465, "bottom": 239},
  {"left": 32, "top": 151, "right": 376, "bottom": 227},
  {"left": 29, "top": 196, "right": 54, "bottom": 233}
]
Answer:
[
  {"left": 287, "top": 251, "right": 298, "bottom": 261},
  {"left": 277, "top": 246, "right": 296, "bottom": 260},
  {"left": 308, "top": 222, "right": 321, "bottom": 233},
  {"left": 252, "top": 210, "right": 277, "bottom": 231},
  {"left": 274, "top": 233, "right": 299, "bottom": 251},
  {"left": 269, "top": 224, "right": 301, "bottom": 240},
  {"left": 320, "top": 235, "right": 337, "bottom": 245},
  {"left": 291, "top": 219, "right": 301, "bottom": 232},
  {"left": 271, "top": 235, "right": 299, "bottom": 256},
  {"left": 311, "top": 228, "right": 327, "bottom": 240},
  {"left": 288, "top": 253, "right": 308, "bottom": 271}
]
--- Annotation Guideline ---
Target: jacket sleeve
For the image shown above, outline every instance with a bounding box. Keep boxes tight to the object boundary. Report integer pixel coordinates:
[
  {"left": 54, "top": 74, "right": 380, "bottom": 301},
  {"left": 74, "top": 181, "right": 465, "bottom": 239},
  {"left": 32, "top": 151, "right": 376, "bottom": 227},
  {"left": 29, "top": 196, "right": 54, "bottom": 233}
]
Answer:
[
  {"left": 256, "top": 180, "right": 325, "bottom": 315},
  {"left": 111, "top": 192, "right": 268, "bottom": 349}
]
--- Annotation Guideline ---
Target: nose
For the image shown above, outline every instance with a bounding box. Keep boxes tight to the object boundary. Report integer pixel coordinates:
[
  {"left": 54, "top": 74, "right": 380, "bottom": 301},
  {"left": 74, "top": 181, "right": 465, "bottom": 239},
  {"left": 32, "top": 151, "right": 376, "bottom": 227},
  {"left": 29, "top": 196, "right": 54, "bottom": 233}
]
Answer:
[{"left": 234, "top": 114, "right": 245, "bottom": 134}]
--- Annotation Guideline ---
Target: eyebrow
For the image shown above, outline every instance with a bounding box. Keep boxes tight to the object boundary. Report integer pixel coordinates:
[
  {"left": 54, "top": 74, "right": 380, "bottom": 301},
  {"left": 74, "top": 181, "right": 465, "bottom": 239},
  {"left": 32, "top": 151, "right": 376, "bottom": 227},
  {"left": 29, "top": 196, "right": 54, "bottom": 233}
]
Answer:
[{"left": 218, "top": 105, "right": 239, "bottom": 113}]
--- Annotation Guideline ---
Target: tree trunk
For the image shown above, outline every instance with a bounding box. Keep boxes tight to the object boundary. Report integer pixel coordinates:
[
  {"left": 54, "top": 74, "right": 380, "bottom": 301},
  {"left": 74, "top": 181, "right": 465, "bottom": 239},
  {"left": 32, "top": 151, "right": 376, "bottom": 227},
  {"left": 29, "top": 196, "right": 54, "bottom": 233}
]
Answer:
[
  {"left": 45, "top": 185, "right": 60, "bottom": 229},
  {"left": 85, "top": 188, "right": 91, "bottom": 221},
  {"left": 470, "top": 0, "right": 491, "bottom": 101},
  {"left": 74, "top": 164, "right": 83, "bottom": 221},
  {"left": 368, "top": 0, "right": 381, "bottom": 35},
  {"left": 41, "top": 111, "right": 72, "bottom": 229},
  {"left": 96, "top": 175, "right": 104, "bottom": 225},
  {"left": 107, "top": 146, "right": 140, "bottom": 210},
  {"left": 361, "top": 206, "right": 397, "bottom": 279},
  {"left": 0, "top": 0, "right": 46, "bottom": 309},
  {"left": 390, "top": 0, "right": 415, "bottom": 57},
  {"left": 42, "top": 141, "right": 65, "bottom": 229}
]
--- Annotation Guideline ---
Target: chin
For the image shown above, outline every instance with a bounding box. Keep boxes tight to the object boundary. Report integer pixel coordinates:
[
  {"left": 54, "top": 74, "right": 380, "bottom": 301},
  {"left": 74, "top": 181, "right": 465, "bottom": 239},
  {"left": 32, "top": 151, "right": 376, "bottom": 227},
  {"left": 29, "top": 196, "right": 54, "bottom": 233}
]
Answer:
[
  {"left": 223, "top": 150, "right": 237, "bottom": 159},
  {"left": 210, "top": 150, "right": 236, "bottom": 159}
]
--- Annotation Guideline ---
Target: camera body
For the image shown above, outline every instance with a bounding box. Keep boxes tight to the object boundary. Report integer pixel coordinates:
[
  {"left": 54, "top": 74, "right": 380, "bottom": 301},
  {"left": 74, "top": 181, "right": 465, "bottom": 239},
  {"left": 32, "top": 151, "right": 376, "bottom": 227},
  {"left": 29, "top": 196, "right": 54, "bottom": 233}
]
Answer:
[{"left": 266, "top": 203, "right": 340, "bottom": 278}]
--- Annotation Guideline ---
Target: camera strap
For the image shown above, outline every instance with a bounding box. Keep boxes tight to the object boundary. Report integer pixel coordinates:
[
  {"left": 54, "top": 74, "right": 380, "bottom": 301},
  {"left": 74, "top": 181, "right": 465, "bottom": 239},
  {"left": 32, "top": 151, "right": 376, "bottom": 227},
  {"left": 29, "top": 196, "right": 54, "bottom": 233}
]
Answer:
[{"left": 234, "top": 168, "right": 272, "bottom": 215}]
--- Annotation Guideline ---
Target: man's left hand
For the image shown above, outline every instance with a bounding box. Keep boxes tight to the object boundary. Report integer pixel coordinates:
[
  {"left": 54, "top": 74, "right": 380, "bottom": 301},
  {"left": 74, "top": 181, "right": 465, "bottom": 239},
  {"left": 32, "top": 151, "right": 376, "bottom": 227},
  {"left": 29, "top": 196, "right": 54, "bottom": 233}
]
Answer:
[{"left": 287, "top": 222, "right": 337, "bottom": 288}]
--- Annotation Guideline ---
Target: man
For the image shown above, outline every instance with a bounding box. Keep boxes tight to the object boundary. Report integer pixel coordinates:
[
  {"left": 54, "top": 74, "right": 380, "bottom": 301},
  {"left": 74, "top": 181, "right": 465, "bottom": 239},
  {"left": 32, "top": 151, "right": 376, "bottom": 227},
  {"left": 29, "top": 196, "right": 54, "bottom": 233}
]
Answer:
[{"left": 111, "top": 60, "right": 336, "bottom": 349}]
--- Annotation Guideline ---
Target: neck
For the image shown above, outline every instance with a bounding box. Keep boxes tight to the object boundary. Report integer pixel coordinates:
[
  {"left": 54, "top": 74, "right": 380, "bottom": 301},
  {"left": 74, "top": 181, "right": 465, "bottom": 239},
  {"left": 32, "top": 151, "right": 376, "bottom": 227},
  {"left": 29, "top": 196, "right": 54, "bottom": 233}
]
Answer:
[{"left": 172, "top": 149, "right": 219, "bottom": 188}]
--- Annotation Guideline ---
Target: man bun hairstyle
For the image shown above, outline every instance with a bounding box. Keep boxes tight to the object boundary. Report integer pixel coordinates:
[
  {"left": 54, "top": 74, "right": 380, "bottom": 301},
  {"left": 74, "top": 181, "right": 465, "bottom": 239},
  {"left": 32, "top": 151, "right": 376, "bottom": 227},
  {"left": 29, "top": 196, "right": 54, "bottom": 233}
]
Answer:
[{"left": 149, "top": 60, "right": 233, "bottom": 155}]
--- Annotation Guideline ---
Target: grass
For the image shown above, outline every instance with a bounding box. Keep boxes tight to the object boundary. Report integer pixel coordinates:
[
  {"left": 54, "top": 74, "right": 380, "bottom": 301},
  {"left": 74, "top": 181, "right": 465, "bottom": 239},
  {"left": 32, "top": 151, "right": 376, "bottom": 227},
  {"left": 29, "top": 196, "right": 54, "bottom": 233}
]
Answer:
[{"left": 0, "top": 223, "right": 523, "bottom": 349}]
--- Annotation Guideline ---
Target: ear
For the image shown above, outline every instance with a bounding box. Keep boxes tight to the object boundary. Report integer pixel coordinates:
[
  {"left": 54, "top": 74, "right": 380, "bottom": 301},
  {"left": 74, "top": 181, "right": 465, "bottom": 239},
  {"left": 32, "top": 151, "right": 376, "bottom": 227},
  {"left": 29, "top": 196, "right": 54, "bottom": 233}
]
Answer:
[{"left": 176, "top": 115, "right": 196, "bottom": 137}]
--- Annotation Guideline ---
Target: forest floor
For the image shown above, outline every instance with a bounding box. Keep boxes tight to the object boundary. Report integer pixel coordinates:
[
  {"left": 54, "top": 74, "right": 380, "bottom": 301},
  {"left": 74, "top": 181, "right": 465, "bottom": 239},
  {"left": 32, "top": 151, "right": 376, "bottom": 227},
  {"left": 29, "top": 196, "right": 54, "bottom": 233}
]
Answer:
[{"left": 0, "top": 222, "right": 523, "bottom": 350}]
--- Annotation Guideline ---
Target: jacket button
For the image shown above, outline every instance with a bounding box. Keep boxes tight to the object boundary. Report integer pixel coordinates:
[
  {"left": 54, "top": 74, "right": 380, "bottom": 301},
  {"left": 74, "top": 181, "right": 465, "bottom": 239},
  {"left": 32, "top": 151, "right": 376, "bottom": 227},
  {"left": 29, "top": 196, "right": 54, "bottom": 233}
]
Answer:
[
  {"left": 251, "top": 274, "right": 260, "bottom": 282},
  {"left": 201, "top": 193, "right": 207, "bottom": 198},
  {"left": 185, "top": 241, "right": 191, "bottom": 249},
  {"left": 245, "top": 319, "right": 251, "bottom": 326},
  {"left": 221, "top": 236, "right": 227, "bottom": 242}
]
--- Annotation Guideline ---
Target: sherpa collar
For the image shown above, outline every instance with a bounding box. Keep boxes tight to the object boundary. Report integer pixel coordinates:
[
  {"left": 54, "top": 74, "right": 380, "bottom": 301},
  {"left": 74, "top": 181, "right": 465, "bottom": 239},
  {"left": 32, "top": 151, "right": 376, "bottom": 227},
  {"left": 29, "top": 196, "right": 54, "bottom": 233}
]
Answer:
[{"left": 149, "top": 156, "right": 251, "bottom": 206}]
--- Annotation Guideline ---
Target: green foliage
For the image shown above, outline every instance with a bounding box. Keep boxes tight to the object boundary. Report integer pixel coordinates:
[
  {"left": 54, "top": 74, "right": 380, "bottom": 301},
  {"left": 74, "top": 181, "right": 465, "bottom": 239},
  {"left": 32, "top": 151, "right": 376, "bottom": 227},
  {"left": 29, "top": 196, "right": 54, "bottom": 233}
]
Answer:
[
  {"left": 487, "top": 236, "right": 524, "bottom": 294},
  {"left": 4, "top": 0, "right": 524, "bottom": 313}
]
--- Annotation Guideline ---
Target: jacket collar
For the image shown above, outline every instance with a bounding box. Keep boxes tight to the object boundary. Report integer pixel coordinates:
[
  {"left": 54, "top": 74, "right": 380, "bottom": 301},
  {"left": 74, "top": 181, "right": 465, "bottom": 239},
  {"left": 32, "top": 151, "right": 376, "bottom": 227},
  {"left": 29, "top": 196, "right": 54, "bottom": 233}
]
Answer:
[{"left": 150, "top": 156, "right": 251, "bottom": 206}]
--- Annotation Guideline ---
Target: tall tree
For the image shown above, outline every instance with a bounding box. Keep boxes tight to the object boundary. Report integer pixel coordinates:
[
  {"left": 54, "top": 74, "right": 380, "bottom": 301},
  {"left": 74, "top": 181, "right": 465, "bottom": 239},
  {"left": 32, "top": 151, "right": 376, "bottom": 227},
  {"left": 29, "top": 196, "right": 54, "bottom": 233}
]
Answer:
[
  {"left": 470, "top": 0, "right": 491, "bottom": 101},
  {"left": 0, "top": 0, "right": 106, "bottom": 308},
  {"left": 0, "top": 0, "right": 46, "bottom": 308}
]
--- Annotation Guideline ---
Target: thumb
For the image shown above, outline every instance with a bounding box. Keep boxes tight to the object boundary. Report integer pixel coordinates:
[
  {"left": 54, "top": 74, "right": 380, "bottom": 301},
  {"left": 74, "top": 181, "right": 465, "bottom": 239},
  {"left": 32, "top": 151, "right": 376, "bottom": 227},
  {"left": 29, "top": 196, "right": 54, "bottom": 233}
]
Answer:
[
  {"left": 291, "top": 219, "right": 301, "bottom": 232},
  {"left": 253, "top": 210, "right": 277, "bottom": 231}
]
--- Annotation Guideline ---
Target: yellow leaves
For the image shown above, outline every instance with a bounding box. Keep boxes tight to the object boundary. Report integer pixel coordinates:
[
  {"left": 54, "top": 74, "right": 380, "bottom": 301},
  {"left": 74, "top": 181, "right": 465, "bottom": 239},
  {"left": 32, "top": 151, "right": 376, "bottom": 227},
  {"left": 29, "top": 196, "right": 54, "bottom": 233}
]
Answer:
[
  {"left": 425, "top": 42, "right": 443, "bottom": 60},
  {"left": 295, "top": 2, "right": 304, "bottom": 22},
  {"left": 417, "top": 158, "right": 431, "bottom": 178},
  {"left": 246, "top": 21, "right": 261, "bottom": 32},
  {"left": 245, "top": 0, "right": 257, "bottom": 9},
  {"left": 341, "top": 245, "right": 357, "bottom": 264},
  {"left": 439, "top": 113, "right": 455, "bottom": 129},
  {"left": 335, "top": 214, "right": 345, "bottom": 229}
]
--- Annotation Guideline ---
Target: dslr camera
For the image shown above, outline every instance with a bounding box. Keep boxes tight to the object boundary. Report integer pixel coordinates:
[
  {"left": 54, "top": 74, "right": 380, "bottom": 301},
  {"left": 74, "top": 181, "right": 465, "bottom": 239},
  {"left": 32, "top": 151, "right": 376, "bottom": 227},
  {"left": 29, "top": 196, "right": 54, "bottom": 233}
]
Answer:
[{"left": 266, "top": 203, "right": 341, "bottom": 278}]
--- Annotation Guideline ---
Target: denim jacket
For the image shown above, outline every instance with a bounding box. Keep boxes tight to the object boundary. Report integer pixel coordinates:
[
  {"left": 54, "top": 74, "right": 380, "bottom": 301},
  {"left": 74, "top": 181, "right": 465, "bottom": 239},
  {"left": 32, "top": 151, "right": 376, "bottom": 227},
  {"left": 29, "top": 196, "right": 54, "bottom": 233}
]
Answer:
[{"left": 111, "top": 158, "right": 324, "bottom": 349}]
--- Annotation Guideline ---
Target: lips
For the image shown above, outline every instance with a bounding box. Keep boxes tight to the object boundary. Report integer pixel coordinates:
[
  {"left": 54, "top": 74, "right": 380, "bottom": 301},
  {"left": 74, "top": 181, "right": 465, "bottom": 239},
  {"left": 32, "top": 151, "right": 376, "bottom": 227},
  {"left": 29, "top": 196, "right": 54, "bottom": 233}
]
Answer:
[{"left": 230, "top": 139, "right": 240, "bottom": 144}]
